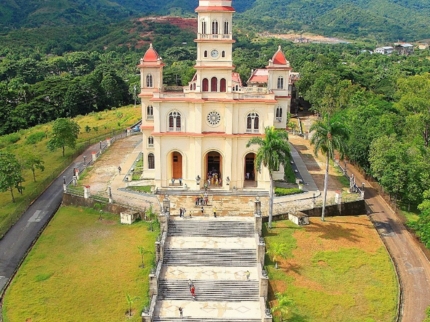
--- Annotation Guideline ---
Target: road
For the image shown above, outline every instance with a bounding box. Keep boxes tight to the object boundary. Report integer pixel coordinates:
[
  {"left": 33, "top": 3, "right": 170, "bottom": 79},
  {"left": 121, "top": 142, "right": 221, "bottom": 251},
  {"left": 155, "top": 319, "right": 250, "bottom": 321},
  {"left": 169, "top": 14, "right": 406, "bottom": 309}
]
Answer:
[
  {"left": 348, "top": 164, "right": 430, "bottom": 322},
  {"left": 0, "top": 145, "right": 99, "bottom": 293}
]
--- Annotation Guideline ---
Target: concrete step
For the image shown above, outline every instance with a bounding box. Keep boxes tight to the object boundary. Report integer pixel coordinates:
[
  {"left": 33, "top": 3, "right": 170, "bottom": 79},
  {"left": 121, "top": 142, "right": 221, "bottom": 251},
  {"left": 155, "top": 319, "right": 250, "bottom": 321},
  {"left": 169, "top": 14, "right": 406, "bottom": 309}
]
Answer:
[
  {"left": 163, "top": 248, "right": 257, "bottom": 267},
  {"left": 158, "top": 280, "right": 259, "bottom": 301},
  {"left": 153, "top": 300, "right": 262, "bottom": 321},
  {"left": 168, "top": 220, "right": 254, "bottom": 237},
  {"left": 153, "top": 319, "right": 261, "bottom": 321}
]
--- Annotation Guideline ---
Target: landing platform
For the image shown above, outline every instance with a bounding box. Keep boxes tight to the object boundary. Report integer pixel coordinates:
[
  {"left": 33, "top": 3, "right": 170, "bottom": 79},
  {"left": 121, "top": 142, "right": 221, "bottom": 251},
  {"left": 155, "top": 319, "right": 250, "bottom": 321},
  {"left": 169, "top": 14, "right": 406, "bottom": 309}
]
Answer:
[{"left": 153, "top": 300, "right": 262, "bottom": 320}]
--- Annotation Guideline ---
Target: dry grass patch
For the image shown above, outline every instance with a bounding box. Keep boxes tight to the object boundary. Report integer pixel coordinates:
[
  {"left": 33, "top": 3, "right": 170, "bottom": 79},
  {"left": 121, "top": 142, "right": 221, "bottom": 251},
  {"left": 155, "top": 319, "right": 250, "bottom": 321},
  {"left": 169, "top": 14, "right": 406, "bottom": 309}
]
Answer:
[
  {"left": 265, "top": 216, "right": 397, "bottom": 322},
  {"left": 3, "top": 206, "right": 158, "bottom": 322}
]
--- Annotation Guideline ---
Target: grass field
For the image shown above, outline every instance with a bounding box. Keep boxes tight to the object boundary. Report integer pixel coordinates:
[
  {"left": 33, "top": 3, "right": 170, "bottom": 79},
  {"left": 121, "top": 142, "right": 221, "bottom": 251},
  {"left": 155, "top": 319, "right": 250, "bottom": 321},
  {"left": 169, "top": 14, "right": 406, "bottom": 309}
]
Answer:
[
  {"left": 265, "top": 216, "right": 398, "bottom": 322},
  {"left": 0, "top": 105, "right": 141, "bottom": 238},
  {"left": 2, "top": 206, "right": 158, "bottom": 322}
]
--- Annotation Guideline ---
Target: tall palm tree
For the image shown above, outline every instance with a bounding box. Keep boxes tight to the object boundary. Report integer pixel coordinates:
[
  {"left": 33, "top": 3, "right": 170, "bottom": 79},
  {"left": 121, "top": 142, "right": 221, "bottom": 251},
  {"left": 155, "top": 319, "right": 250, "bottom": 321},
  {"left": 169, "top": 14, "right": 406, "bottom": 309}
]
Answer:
[
  {"left": 309, "top": 117, "right": 349, "bottom": 221},
  {"left": 247, "top": 126, "right": 291, "bottom": 228}
]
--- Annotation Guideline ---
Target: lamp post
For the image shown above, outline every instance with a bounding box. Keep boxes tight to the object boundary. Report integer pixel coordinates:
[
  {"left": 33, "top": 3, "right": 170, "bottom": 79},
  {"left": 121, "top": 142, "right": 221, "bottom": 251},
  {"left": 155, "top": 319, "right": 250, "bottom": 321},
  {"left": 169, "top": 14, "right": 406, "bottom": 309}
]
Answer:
[{"left": 133, "top": 85, "right": 137, "bottom": 108}]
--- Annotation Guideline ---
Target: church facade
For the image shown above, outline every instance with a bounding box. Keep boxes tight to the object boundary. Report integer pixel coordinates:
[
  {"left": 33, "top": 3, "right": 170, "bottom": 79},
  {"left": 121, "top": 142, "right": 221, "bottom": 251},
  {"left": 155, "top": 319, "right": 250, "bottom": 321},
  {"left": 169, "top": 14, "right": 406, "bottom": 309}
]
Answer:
[{"left": 138, "top": 0, "right": 293, "bottom": 192}]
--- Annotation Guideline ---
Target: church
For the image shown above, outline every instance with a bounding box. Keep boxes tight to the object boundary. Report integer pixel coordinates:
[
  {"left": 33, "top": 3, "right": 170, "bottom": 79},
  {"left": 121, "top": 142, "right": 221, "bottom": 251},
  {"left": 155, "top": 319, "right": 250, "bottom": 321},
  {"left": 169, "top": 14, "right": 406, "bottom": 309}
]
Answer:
[{"left": 138, "top": 0, "right": 294, "bottom": 192}]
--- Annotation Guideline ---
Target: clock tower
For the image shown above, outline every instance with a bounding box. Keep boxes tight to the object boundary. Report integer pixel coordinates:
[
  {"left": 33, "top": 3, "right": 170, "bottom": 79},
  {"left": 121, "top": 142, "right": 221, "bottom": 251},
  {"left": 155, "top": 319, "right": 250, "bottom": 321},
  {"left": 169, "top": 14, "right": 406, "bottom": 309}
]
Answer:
[{"left": 194, "top": 0, "right": 235, "bottom": 93}]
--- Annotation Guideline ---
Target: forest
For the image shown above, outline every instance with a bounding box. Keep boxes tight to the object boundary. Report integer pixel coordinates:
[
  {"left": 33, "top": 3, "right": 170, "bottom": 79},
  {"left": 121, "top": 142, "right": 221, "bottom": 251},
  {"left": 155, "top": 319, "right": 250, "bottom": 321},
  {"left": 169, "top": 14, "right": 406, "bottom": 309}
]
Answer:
[{"left": 1, "top": 0, "right": 430, "bottom": 41}]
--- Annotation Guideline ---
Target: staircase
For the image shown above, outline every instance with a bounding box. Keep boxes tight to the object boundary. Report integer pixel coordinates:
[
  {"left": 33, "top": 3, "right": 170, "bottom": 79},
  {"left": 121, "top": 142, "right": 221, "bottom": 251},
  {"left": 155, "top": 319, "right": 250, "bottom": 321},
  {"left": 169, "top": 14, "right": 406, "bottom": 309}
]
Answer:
[{"left": 152, "top": 216, "right": 266, "bottom": 321}]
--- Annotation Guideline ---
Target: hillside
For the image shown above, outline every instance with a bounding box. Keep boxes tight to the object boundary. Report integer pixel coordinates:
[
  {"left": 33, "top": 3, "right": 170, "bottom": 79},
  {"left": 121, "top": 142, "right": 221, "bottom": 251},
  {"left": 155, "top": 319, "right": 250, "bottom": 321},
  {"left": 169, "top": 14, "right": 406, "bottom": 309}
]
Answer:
[{"left": 1, "top": 0, "right": 430, "bottom": 41}]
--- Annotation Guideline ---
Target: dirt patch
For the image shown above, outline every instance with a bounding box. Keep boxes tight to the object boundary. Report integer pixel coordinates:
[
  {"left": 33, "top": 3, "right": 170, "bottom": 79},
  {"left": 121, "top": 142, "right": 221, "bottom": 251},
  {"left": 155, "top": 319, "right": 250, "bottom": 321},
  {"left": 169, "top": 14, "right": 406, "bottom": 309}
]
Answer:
[{"left": 259, "top": 32, "right": 350, "bottom": 44}]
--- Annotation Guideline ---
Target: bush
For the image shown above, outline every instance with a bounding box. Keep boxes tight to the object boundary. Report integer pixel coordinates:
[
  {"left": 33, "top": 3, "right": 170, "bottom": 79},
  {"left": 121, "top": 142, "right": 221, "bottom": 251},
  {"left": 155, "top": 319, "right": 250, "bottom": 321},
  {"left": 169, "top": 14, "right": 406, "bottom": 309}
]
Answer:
[
  {"left": 275, "top": 187, "right": 303, "bottom": 196},
  {"left": 4, "top": 133, "right": 21, "bottom": 144},
  {"left": 25, "top": 131, "right": 46, "bottom": 145}
]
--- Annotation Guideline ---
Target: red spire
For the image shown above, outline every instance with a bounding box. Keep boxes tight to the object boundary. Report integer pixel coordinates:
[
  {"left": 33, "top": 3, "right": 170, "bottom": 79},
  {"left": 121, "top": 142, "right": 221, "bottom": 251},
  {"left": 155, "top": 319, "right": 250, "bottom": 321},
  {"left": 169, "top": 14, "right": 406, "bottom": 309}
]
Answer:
[
  {"left": 143, "top": 44, "right": 160, "bottom": 62},
  {"left": 272, "top": 46, "right": 287, "bottom": 65}
]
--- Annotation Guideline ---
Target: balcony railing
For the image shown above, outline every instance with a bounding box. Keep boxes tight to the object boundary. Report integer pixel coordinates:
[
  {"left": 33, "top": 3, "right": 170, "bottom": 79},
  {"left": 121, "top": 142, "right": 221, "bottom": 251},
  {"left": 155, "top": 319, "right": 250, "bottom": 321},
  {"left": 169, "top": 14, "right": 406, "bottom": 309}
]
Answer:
[{"left": 198, "top": 33, "right": 232, "bottom": 40}]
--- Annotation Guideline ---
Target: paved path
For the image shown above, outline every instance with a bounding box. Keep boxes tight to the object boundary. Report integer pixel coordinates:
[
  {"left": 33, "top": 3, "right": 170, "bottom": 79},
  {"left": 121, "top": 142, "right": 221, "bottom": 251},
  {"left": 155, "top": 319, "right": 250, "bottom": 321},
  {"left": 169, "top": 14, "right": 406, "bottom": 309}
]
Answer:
[
  {"left": 348, "top": 162, "right": 430, "bottom": 322},
  {"left": 0, "top": 143, "right": 101, "bottom": 293}
]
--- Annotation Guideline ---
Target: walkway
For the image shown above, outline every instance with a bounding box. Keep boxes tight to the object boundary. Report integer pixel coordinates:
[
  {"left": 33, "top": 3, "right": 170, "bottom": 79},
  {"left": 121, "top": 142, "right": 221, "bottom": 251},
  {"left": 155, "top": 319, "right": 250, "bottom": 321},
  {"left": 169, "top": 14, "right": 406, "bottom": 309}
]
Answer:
[{"left": 153, "top": 216, "right": 265, "bottom": 321}]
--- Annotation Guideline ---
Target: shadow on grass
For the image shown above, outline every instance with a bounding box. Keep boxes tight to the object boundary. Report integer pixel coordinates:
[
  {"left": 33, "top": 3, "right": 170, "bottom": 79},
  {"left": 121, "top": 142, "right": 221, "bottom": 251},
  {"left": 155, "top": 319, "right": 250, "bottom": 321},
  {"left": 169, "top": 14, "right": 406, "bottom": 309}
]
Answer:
[{"left": 305, "top": 221, "right": 362, "bottom": 243}]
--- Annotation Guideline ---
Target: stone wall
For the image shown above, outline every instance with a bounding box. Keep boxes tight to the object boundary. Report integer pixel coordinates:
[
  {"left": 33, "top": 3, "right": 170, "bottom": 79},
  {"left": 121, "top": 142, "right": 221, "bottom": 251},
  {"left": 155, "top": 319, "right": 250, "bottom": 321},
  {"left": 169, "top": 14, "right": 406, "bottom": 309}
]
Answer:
[
  {"left": 266, "top": 200, "right": 366, "bottom": 222},
  {"left": 62, "top": 193, "right": 150, "bottom": 217}
]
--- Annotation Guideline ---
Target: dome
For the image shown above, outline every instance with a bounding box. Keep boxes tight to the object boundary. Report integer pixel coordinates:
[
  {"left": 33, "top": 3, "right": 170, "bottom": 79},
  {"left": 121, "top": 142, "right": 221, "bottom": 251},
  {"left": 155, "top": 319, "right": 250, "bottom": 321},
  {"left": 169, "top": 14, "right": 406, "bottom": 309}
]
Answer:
[
  {"left": 272, "top": 46, "right": 287, "bottom": 65},
  {"left": 143, "top": 44, "right": 160, "bottom": 62}
]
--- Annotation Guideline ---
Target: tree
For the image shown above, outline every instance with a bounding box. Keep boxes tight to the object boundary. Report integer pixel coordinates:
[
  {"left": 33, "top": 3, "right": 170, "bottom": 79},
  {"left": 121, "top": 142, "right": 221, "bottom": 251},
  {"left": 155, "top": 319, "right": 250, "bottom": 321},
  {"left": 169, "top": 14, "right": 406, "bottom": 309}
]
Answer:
[
  {"left": 247, "top": 127, "right": 291, "bottom": 228},
  {"left": 125, "top": 293, "right": 140, "bottom": 317},
  {"left": 309, "top": 117, "right": 349, "bottom": 221},
  {"left": 23, "top": 154, "right": 45, "bottom": 182},
  {"left": 267, "top": 242, "right": 289, "bottom": 269},
  {"left": 272, "top": 292, "right": 294, "bottom": 321},
  {"left": 47, "top": 118, "right": 80, "bottom": 156},
  {"left": 137, "top": 246, "right": 146, "bottom": 268},
  {"left": 0, "top": 153, "right": 25, "bottom": 202}
]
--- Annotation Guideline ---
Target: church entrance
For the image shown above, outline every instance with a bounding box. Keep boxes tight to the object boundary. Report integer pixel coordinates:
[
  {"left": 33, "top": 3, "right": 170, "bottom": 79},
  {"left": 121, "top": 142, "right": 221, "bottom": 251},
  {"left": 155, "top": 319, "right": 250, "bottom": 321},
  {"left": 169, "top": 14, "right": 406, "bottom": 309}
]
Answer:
[
  {"left": 172, "top": 152, "right": 182, "bottom": 181},
  {"left": 244, "top": 153, "right": 256, "bottom": 187},
  {"left": 205, "top": 151, "right": 222, "bottom": 187}
]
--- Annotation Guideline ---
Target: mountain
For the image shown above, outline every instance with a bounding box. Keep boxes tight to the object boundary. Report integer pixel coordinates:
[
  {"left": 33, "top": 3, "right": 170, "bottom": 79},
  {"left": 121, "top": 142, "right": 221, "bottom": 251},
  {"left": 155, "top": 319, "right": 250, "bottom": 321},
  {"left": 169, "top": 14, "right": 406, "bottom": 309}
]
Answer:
[{"left": 1, "top": 0, "right": 430, "bottom": 42}]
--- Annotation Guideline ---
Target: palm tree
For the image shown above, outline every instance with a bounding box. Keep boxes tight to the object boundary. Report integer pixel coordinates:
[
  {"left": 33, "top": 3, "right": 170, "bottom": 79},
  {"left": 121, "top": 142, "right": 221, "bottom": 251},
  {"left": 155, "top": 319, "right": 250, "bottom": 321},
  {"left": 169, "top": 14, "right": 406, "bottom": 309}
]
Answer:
[
  {"left": 272, "top": 292, "right": 294, "bottom": 321},
  {"left": 126, "top": 293, "right": 140, "bottom": 317},
  {"left": 247, "top": 126, "right": 291, "bottom": 228},
  {"left": 309, "top": 117, "right": 349, "bottom": 221}
]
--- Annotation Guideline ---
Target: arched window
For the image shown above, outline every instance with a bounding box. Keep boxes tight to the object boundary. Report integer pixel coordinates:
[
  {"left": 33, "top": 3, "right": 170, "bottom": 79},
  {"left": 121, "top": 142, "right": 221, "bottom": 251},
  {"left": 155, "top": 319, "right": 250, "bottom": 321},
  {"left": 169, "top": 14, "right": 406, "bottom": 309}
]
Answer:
[
  {"left": 148, "top": 153, "right": 155, "bottom": 169},
  {"left": 224, "top": 21, "right": 229, "bottom": 34},
  {"left": 211, "top": 77, "right": 218, "bottom": 92},
  {"left": 146, "top": 74, "right": 153, "bottom": 88},
  {"left": 277, "top": 76, "right": 284, "bottom": 89},
  {"left": 202, "top": 78, "right": 209, "bottom": 92},
  {"left": 220, "top": 78, "right": 226, "bottom": 92},
  {"left": 148, "top": 136, "right": 154, "bottom": 147},
  {"left": 189, "top": 84, "right": 192, "bottom": 90},
  {"left": 204, "top": 50, "right": 208, "bottom": 58},
  {"left": 169, "top": 111, "right": 181, "bottom": 132},
  {"left": 193, "top": 83, "right": 196, "bottom": 90},
  {"left": 222, "top": 51, "right": 225, "bottom": 58},
  {"left": 246, "top": 113, "right": 259, "bottom": 133},
  {"left": 147, "top": 105, "right": 153, "bottom": 119},
  {"left": 212, "top": 20, "right": 218, "bottom": 34},
  {"left": 201, "top": 20, "right": 207, "bottom": 34},
  {"left": 275, "top": 107, "right": 283, "bottom": 122}
]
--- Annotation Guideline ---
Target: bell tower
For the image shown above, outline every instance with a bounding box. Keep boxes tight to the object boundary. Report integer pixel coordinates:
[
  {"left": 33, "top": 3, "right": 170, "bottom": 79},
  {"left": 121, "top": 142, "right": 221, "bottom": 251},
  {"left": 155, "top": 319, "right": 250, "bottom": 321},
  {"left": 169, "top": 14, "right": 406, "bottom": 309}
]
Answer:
[{"left": 194, "top": 0, "right": 235, "bottom": 93}]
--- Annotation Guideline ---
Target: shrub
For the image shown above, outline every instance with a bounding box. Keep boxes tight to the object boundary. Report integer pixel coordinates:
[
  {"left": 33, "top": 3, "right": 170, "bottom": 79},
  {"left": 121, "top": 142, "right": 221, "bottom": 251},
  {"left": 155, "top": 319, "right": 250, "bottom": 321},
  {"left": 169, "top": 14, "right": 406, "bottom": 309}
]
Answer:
[
  {"left": 275, "top": 187, "right": 303, "bottom": 196},
  {"left": 25, "top": 131, "right": 46, "bottom": 145},
  {"left": 85, "top": 125, "right": 91, "bottom": 133},
  {"left": 4, "top": 133, "right": 21, "bottom": 144}
]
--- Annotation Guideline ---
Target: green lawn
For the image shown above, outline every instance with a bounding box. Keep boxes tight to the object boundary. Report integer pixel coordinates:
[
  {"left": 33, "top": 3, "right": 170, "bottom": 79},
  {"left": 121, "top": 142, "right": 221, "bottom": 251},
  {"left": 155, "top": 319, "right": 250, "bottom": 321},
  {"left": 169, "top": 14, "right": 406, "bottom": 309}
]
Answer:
[
  {"left": 3, "top": 206, "right": 159, "bottom": 322},
  {"left": 0, "top": 105, "right": 141, "bottom": 238},
  {"left": 265, "top": 217, "right": 398, "bottom": 322}
]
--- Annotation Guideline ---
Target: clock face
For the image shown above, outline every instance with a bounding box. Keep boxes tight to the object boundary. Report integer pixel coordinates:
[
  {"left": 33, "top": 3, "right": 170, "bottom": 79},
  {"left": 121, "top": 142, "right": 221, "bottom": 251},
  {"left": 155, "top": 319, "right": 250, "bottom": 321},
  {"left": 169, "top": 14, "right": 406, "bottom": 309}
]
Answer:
[{"left": 211, "top": 49, "right": 219, "bottom": 58}]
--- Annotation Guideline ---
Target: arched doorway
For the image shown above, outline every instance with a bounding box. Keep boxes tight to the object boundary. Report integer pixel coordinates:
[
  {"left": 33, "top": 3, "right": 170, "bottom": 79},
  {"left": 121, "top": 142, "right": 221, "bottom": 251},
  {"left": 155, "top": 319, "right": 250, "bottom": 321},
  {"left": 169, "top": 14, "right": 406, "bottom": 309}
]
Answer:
[
  {"left": 244, "top": 153, "right": 256, "bottom": 187},
  {"left": 172, "top": 152, "right": 182, "bottom": 181},
  {"left": 205, "top": 151, "right": 222, "bottom": 187}
]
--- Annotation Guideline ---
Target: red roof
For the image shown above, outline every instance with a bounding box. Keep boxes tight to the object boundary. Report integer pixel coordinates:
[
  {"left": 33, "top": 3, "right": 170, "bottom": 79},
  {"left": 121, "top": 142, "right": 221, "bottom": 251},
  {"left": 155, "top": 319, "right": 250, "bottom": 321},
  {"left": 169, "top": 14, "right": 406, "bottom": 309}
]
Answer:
[
  {"left": 232, "top": 72, "right": 242, "bottom": 85},
  {"left": 143, "top": 44, "right": 160, "bottom": 62},
  {"left": 195, "top": 6, "right": 235, "bottom": 12},
  {"left": 272, "top": 46, "right": 287, "bottom": 65},
  {"left": 247, "top": 69, "right": 268, "bottom": 84}
]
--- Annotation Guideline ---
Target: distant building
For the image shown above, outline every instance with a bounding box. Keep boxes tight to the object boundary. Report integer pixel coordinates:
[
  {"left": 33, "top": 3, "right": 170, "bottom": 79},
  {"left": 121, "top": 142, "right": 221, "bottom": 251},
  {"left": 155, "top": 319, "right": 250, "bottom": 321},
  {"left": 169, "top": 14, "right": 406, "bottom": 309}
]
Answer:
[
  {"left": 394, "top": 43, "right": 414, "bottom": 55},
  {"left": 418, "top": 43, "right": 429, "bottom": 50},
  {"left": 374, "top": 46, "right": 394, "bottom": 55}
]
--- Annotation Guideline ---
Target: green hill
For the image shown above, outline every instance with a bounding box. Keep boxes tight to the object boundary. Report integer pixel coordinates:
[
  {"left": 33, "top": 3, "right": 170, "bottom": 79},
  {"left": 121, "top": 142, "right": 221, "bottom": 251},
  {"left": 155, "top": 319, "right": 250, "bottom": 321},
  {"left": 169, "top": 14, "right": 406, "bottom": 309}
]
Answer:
[{"left": 1, "top": 0, "right": 429, "bottom": 41}]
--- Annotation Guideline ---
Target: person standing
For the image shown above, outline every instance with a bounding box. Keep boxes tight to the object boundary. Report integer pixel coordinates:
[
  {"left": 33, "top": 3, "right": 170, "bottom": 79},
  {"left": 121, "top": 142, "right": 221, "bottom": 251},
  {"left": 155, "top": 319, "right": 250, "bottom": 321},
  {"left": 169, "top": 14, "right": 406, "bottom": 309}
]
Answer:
[
  {"left": 201, "top": 206, "right": 204, "bottom": 216},
  {"left": 178, "top": 307, "right": 183, "bottom": 317},
  {"left": 190, "top": 285, "right": 196, "bottom": 300},
  {"left": 213, "top": 206, "right": 217, "bottom": 218},
  {"left": 245, "top": 270, "right": 250, "bottom": 281},
  {"left": 118, "top": 166, "right": 122, "bottom": 174}
]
